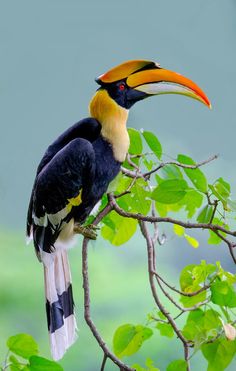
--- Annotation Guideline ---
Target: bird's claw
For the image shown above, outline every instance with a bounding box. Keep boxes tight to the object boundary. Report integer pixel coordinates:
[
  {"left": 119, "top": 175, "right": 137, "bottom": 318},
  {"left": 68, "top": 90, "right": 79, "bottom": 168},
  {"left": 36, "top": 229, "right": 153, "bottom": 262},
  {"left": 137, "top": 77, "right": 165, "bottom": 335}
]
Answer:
[{"left": 74, "top": 223, "right": 99, "bottom": 240}]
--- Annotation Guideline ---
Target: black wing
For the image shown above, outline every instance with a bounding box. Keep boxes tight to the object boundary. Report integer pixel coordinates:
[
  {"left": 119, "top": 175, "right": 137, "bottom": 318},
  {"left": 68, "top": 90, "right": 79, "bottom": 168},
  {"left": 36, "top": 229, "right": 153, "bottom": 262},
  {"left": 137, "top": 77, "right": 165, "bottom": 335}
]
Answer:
[
  {"left": 30, "top": 137, "right": 96, "bottom": 256},
  {"left": 36, "top": 117, "right": 101, "bottom": 175},
  {"left": 27, "top": 117, "right": 101, "bottom": 237}
]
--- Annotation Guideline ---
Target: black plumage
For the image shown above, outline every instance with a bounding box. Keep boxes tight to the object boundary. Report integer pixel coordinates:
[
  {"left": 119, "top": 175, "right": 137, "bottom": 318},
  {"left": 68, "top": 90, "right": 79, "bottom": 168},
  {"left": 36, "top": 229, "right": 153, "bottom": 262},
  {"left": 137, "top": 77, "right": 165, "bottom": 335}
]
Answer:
[{"left": 27, "top": 117, "right": 120, "bottom": 255}]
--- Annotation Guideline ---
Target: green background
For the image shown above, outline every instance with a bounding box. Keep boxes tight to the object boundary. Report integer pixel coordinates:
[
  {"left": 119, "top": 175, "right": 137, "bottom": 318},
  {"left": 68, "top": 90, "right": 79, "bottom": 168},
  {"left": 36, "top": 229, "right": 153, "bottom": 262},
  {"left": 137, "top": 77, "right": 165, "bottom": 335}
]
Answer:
[{"left": 0, "top": 1, "right": 235, "bottom": 370}]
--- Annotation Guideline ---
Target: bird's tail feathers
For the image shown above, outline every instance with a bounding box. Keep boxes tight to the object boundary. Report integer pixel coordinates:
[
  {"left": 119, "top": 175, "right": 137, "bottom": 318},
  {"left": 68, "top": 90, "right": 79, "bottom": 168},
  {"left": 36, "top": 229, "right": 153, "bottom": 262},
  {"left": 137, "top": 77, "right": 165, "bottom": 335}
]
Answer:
[{"left": 43, "top": 249, "right": 77, "bottom": 360}]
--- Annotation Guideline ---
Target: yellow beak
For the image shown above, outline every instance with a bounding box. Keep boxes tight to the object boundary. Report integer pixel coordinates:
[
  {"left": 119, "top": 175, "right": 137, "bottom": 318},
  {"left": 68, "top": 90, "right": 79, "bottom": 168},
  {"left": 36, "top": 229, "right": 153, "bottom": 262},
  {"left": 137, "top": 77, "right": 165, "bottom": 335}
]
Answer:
[{"left": 127, "top": 68, "right": 211, "bottom": 108}]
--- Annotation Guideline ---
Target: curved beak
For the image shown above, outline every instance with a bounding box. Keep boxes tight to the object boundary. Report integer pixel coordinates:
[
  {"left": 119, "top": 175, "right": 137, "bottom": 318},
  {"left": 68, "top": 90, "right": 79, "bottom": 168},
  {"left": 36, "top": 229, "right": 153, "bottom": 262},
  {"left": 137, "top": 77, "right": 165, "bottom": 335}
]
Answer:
[{"left": 127, "top": 68, "right": 211, "bottom": 108}]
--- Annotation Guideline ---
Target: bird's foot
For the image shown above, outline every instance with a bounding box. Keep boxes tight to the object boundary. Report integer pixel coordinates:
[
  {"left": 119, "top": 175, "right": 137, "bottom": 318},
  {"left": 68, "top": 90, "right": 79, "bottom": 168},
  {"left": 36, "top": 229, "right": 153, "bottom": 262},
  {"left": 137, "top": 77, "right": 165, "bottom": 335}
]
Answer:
[{"left": 74, "top": 223, "right": 99, "bottom": 240}]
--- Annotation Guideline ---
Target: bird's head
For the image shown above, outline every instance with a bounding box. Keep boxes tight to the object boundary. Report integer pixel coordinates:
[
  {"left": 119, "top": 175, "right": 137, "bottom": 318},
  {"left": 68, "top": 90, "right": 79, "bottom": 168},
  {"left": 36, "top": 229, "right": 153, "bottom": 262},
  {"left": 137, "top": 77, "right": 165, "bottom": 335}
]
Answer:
[
  {"left": 89, "top": 59, "right": 211, "bottom": 162},
  {"left": 95, "top": 59, "right": 211, "bottom": 109}
]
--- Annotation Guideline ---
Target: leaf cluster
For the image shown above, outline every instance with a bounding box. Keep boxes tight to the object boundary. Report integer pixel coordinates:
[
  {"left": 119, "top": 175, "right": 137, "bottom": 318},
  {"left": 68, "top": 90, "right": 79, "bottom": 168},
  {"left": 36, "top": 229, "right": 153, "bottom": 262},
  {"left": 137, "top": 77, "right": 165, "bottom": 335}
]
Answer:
[
  {"left": 1, "top": 334, "right": 62, "bottom": 371},
  {"left": 97, "top": 128, "right": 236, "bottom": 250},
  {"left": 89, "top": 128, "right": 236, "bottom": 370},
  {"left": 112, "top": 261, "right": 236, "bottom": 370}
]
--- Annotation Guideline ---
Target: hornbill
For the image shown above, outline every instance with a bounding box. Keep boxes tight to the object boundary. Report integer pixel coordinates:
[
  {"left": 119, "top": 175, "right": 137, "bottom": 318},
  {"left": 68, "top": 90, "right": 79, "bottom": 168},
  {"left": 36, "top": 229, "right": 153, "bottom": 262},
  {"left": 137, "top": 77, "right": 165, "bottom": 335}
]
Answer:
[{"left": 26, "top": 59, "right": 211, "bottom": 360}]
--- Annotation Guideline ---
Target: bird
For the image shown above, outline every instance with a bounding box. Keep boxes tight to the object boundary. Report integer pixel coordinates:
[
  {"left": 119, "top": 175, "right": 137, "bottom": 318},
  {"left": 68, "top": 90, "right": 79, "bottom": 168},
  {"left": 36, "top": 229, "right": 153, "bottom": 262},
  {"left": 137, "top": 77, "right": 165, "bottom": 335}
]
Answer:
[{"left": 26, "top": 59, "right": 211, "bottom": 360}]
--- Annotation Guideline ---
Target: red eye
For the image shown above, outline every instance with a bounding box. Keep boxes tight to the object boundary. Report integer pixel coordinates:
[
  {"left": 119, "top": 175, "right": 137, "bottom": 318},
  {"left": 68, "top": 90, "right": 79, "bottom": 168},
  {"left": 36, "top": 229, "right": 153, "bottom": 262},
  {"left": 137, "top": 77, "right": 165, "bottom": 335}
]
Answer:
[{"left": 119, "top": 83, "right": 125, "bottom": 91}]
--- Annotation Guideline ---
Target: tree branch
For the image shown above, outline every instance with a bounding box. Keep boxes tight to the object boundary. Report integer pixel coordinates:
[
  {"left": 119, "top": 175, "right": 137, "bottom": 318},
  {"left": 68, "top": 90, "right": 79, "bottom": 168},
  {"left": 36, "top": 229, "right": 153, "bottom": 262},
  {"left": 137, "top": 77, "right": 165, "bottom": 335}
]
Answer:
[
  {"left": 81, "top": 203, "right": 133, "bottom": 371},
  {"left": 139, "top": 221, "right": 190, "bottom": 370},
  {"left": 108, "top": 193, "right": 236, "bottom": 240},
  {"left": 143, "top": 155, "right": 218, "bottom": 179},
  {"left": 121, "top": 154, "right": 218, "bottom": 180},
  {"left": 153, "top": 270, "right": 216, "bottom": 297},
  {"left": 82, "top": 237, "right": 133, "bottom": 371},
  {"left": 121, "top": 166, "right": 143, "bottom": 179},
  {"left": 101, "top": 354, "right": 108, "bottom": 371},
  {"left": 154, "top": 273, "right": 210, "bottom": 312},
  {"left": 213, "top": 230, "right": 236, "bottom": 264}
]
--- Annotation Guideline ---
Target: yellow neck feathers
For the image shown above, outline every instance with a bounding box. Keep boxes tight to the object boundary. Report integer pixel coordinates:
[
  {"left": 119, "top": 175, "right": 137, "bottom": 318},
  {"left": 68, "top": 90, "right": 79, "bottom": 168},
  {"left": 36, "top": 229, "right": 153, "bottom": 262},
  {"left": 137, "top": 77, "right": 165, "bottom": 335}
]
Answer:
[{"left": 89, "top": 89, "right": 129, "bottom": 162}]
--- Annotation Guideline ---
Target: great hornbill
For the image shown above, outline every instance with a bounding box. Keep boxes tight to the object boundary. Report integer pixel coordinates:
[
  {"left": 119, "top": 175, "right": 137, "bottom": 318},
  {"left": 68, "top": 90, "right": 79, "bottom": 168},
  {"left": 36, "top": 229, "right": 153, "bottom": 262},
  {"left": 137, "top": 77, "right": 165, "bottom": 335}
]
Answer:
[{"left": 26, "top": 59, "right": 211, "bottom": 360}]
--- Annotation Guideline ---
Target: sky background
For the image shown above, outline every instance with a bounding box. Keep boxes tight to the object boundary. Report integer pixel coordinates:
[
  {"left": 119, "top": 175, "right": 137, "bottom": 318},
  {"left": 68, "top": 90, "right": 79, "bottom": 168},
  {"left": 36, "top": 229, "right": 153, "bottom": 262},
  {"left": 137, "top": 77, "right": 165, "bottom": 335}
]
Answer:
[
  {"left": 0, "top": 1, "right": 236, "bottom": 370},
  {"left": 1, "top": 0, "right": 236, "bottom": 229}
]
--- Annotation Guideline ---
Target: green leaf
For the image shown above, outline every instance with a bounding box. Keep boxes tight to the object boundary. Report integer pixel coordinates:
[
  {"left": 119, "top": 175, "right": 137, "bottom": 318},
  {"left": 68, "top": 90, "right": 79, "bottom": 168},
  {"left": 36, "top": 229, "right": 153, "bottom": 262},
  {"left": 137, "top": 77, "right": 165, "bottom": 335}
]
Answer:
[
  {"left": 160, "top": 164, "right": 183, "bottom": 180},
  {"left": 183, "top": 309, "right": 221, "bottom": 343},
  {"left": 197, "top": 205, "right": 214, "bottom": 223},
  {"left": 177, "top": 154, "right": 207, "bottom": 192},
  {"left": 184, "top": 234, "right": 199, "bottom": 248},
  {"left": 7, "top": 334, "right": 38, "bottom": 360},
  {"left": 10, "top": 366, "right": 27, "bottom": 371},
  {"left": 192, "top": 261, "right": 216, "bottom": 283},
  {"left": 208, "top": 230, "right": 222, "bottom": 245},
  {"left": 101, "top": 211, "right": 137, "bottom": 246},
  {"left": 182, "top": 309, "right": 205, "bottom": 341},
  {"left": 179, "top": 189, "right": 203, "bottom": 218},
  {"left": 209, "top": 183, "right": 229, "bottom": 210},
  {"left": 215, "top": 177, "right": 230, "bottom": 199},
  {"left": 126, "top": 178, "right": 151, "bottom": 215},
  {"left": 156, "top": 323, "right": 174, "bottom": 338},
  {"left": 173, "top": 224, "right": 185, "bottom": 236},
  {"left": 227, "top": 199, "right": 236, "bottom": 211},
  {"left": 132, "top": 364, "right": 146, "bottom": 371},
  {"left": 203, "top": 309, "right": 221, "bottom": 332},
  {"left": 143, "top": 158, "right": 154, "bottom": 171},
  {"left": 152, "top": 179, "right": 188, "bottom": 204},
  {"left": 209, "top": 178, "right": 233, "bottom": 212},
  {"left": 9, "top": 355, "right": 26, "bottom": 371},
  {"left": 166, "top": 359, "right": 187, "bottom": 371},
  {"left": 132, "top": 358, "right": 160, "bottom": 371},
  {"left": 210, "top": 280, "right": 236, "bottom": 308},
  {"left": 113, "top": 324, "right": 153, "bottom": 358},
  {"left": 179, "top": 264, "right": 196, "bottom": 291},
  {"left": 207, "top": 218, "right": 228, "bottom": 245},
  {"left": 128, "top": 128, "right": 143, "bottom": 155},
  {"left": 180, "top": 290, "right": 206, "bottom": 308},
  {"left": 179, "top": 262, "right": 217, "bottom": 302},
  {"left": 142, "top": 130, "right": 162, "bottom": 159},
  {"left": 174, "top": 226, "right": 200, "bottom": 249},
  {"left": 29, "top": 356, "right": 63, "bottom": 371},
  {"left": 179, "top": 264, "right": 207, "bottom": 307},
  {"left": 157, "top": 310, "right": 167, "bottom": 320},
  {"left": 201, "top": 339, "right": 236, "bottom": 371},
  {"left": 145, "top": 357, "right": 160, "bottom": 371},
  {"left": 108, "top": 172, "right": 129, "bottom": 193},
  {"left": 155, "top": 189, "right": 202, "bottom": 218}
]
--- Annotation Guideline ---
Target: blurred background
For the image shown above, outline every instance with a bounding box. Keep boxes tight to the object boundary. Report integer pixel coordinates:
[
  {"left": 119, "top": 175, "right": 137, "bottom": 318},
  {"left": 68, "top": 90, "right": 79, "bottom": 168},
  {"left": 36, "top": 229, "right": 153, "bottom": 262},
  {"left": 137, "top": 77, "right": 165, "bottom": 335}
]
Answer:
[{"left": 0, "top": 0, "right": 236, "bottom": 370}]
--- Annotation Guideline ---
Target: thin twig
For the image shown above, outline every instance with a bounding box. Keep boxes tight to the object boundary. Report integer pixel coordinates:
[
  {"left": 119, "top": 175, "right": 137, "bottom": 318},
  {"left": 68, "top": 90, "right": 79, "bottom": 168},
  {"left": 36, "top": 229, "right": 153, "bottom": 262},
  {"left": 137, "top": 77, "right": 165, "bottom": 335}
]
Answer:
[
  {"left": 139, "top": 221, "right": 190, "bottom": 370},
  {"left": 213, "top": 230, "right": 236, "bottom": 264},
  {"left": 151, "top": 200, "right": 161, "bottom": 246},
  {"left": 114, "top": 176, "right": 138, "bottom": 199},
  {"left": 149, "top": 316, "right": 168, "bottom": 324},
  {"left": 155, "top": 273, "right": 210, "bottom": 312},
  {"left": 101, "top": 354, "right": 108, "bottom": 371},
  {"left": 153, "top": 270, "right": 215, "bottom": 297},
  {"left": 143, "top": 155, "right": 218, "bottom": 179},
  {"left": 126, "top": 153, "right": 140, "bottom": 172},
  {"left": 174, "top": 311, "right": 185, "bottom": 321},
  {"left": 121, "top": 166, "right": 143, "bottom": 179},
  {"left": 209, "top": 200, "right": 219, "bottom": 224},
  {"left": 121, "top": 155, "right": 218, "bottom": 180}
]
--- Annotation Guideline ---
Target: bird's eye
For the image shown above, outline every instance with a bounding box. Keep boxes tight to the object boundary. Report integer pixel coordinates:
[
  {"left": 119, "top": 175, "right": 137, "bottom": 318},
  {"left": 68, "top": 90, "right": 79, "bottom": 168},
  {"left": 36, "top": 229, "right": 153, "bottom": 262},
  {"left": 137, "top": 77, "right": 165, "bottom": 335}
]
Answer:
[{"left": 118, "top": 83, "right": 126, "bottom": 91}]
